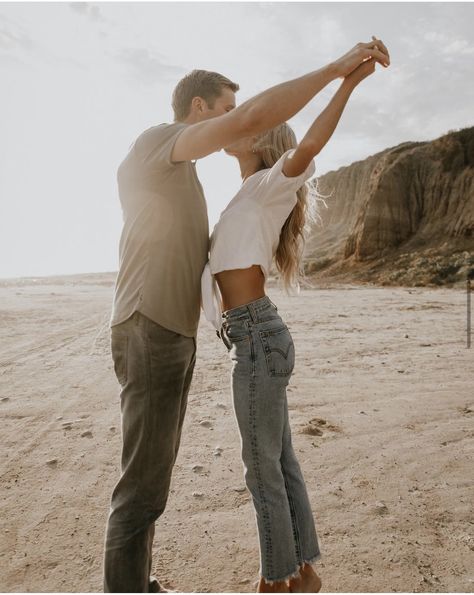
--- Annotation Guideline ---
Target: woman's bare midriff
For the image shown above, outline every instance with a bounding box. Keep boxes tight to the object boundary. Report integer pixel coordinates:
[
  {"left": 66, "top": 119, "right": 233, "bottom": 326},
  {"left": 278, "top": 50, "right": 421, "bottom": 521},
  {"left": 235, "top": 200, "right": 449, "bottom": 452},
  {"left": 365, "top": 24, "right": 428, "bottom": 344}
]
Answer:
[{"left": 215, "top": 265, "right": 266, "bottom": 312}]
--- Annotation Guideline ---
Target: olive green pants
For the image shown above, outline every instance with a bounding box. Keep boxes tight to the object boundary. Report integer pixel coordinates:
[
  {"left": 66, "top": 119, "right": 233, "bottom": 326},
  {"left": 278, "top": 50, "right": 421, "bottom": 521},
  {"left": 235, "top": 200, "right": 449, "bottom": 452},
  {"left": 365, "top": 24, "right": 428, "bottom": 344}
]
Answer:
[{"left": 103, "top": 311, "right": 196, "bottom": 592}]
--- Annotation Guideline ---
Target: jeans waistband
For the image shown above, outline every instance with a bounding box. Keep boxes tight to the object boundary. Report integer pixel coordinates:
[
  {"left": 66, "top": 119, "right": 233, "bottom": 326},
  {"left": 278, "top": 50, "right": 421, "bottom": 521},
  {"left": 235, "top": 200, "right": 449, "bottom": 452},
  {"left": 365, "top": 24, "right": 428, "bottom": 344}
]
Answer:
[{"left": 221, "top": 295, "right": 278, "bottom": 324}]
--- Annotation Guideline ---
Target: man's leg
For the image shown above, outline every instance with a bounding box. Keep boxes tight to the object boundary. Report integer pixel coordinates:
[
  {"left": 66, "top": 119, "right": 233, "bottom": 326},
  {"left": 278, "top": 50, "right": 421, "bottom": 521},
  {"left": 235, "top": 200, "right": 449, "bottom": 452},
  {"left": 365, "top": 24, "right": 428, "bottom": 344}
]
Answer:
[
  {"left": 103, "top": 312, "right": 196, "bottom": 592},
  {"left": 148, "top": 339, "right": 196, "bottom": 594}
]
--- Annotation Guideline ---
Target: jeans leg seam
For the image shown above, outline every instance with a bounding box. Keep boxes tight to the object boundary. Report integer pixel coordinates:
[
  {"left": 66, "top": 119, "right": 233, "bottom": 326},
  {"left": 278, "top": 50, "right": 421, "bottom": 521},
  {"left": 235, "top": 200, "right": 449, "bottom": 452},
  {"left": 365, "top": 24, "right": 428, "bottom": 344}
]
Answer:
[
  {"left": 248, "top": 325, "right": 256, "bottom": 377},
  {"left": 282, "top": 466, "right": 303, "bottom": 564},
  {"left": 248, "top": 377, "right": 274, "bottom": 578}
]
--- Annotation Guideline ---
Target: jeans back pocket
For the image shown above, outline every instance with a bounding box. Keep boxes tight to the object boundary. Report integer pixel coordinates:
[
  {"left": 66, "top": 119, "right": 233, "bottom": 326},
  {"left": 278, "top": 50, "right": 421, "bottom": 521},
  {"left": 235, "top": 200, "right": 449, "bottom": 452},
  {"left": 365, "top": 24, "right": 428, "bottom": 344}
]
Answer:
[{"left": 258, "top": 325, "right": 295, "bottom": 377}]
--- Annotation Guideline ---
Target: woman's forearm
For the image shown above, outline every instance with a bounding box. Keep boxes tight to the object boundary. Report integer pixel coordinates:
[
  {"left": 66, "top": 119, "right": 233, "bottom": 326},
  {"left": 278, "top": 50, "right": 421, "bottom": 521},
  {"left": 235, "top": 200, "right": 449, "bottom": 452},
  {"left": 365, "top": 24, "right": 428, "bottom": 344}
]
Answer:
[{"left": 300, "top": 79, "right": 356, "bottom": 156}]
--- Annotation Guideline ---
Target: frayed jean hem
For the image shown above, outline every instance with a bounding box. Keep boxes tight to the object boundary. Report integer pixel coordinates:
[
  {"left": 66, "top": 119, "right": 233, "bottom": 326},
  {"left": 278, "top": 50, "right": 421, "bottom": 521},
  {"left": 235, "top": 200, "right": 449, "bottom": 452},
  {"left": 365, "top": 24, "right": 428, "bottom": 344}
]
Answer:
[
  {"left": 302, "top": 551, "right": 322, "bottom": 566},
  {"left": 262, "top": 551, "right": 322, "bottom": 585},
  {"left": 262, "top": 566, "right": 302, "bottom": 586}
]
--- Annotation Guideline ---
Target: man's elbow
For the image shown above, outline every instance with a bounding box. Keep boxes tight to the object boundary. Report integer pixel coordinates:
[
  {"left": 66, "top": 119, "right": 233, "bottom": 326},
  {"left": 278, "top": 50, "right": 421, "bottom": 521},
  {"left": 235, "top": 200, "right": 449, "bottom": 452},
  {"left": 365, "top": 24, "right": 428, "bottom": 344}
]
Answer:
[{"left": 233, "top": 104, "right": 263, "bottom": 137}]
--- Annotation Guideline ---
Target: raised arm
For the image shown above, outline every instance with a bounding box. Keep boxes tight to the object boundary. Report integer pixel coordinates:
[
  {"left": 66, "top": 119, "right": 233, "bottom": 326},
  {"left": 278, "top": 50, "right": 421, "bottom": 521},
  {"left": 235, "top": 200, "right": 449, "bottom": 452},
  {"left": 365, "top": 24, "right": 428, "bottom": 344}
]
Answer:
[
  {"left": 172, "top": 38, "right": 390, "bottom": 162},
  {"left": 282, "top": 55, "right": 386, "bottom": 178}
]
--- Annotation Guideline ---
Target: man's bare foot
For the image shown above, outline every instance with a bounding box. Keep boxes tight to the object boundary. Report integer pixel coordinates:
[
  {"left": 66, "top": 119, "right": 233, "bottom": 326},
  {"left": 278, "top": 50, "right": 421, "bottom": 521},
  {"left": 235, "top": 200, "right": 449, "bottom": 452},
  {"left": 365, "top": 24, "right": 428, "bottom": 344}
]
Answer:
[
  {"left": 258, "top": 577, "right": 290, "bottom": 592},
  {"left": 288, "top": 563, "right": 322, "bottom": 593}
]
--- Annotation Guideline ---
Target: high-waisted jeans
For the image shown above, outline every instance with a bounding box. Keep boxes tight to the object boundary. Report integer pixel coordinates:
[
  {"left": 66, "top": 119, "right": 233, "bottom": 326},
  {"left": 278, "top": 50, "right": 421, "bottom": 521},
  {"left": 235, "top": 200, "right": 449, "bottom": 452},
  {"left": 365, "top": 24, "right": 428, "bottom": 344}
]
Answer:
[{"left": 218, "top": 295, "right": 321, "bottom": 583}]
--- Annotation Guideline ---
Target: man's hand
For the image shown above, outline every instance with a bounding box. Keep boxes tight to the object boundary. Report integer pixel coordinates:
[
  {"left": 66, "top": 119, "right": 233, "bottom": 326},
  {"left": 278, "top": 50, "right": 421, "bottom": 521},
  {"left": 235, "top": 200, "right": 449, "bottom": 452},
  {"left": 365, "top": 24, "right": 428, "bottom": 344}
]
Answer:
[
  {"left": 344, "top": 56, "right": 377, "bottom": 88},
  {"left": 332, "top": 37, "right": 390, "bottom": 78}
]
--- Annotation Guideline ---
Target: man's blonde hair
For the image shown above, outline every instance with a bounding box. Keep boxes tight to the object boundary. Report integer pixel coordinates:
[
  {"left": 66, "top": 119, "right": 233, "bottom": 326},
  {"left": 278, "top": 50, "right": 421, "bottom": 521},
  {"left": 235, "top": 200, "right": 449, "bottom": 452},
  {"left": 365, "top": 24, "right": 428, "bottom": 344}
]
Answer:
[{"left": 172, "top": 70, "right": 239, "bottom": 121}]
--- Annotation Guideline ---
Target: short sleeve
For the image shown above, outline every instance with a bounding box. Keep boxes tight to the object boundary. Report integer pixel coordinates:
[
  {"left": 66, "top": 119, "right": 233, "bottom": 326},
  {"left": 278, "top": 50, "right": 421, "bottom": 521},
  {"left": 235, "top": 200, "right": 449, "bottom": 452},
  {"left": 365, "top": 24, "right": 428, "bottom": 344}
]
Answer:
[
  {"left": 133, "top": 122, "right": 188, "bottom": 169},
  {"left": 255, "top": 148, "right": 316, "bottom": 200}
]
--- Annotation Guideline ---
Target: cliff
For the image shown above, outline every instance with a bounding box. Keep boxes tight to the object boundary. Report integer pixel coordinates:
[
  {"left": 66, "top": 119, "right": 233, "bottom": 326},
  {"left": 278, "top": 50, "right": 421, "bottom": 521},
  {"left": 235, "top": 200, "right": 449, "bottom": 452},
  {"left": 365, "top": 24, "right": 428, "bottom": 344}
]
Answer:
[{"left": 303, "top": 126, "right": 474, "bottom": 286}]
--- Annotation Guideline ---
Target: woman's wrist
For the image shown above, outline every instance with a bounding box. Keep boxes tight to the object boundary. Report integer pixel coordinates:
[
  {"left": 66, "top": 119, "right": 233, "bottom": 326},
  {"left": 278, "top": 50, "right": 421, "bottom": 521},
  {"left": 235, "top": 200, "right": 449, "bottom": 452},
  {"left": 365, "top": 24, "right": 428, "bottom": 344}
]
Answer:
[{"left": 340, "top": 76, "right": 357, "bottom": 93}]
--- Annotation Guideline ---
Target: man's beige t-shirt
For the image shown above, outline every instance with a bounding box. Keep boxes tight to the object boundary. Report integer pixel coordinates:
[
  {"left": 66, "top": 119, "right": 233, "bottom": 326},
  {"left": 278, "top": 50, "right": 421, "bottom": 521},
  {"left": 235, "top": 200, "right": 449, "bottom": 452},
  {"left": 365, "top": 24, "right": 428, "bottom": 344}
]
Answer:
[{"left": 110, "top": 122, "right": 209, "bottom": 337}]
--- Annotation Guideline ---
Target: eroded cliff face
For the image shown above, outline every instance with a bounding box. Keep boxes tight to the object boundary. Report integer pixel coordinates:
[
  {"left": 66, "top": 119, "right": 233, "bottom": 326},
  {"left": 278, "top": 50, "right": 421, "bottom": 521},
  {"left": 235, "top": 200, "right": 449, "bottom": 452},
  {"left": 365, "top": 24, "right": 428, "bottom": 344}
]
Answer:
[{"left": 303, "top": 127, "right": 474, "bottom": 286}]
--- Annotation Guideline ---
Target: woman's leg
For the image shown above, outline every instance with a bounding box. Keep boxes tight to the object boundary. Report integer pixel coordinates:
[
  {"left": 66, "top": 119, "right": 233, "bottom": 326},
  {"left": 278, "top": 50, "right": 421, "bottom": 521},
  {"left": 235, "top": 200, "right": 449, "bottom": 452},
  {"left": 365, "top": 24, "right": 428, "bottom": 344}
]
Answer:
[
  {"left": 281, "top": 397, "right": 321, "bottom": 564},
  {"left": 228, "top": 327, "right": 301, "bottom": 587},
  {"left": 280, "top": 398, "right": 322, "bottom": 592}
]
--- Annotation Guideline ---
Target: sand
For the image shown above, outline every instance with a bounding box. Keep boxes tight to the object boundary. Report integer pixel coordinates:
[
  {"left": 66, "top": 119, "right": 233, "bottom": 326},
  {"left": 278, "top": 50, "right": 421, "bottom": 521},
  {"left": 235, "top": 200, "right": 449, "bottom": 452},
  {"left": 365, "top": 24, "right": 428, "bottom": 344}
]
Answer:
[{"left": 0, "top": 273, "right": 472, "bottom": 593}]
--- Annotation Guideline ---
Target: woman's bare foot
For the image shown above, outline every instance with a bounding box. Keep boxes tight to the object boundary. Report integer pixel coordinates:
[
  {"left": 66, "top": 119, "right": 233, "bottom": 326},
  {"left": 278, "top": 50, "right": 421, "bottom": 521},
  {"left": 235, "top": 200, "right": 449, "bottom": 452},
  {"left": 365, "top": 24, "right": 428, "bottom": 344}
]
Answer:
[
  {"left": 288, "top": 563, "right": 322, "bottom": 593},
  {"left": 257, "top": 577, "right": 290, "bottom": 592}
]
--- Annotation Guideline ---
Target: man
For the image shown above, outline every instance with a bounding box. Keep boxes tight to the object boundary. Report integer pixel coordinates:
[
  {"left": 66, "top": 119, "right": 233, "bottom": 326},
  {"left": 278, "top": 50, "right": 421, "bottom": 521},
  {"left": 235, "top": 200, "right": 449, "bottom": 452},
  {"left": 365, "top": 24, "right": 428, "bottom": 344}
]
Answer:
[{"left": 104, "top": 38, "right": 390, "bottom": 593}]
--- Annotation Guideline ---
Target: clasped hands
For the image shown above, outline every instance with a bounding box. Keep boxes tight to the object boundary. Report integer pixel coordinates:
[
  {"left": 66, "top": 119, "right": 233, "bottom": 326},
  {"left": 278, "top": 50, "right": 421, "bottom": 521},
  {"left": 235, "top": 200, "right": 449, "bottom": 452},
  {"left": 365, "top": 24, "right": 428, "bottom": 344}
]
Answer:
[{"left": 334, "top": 36, "right": 391, "bottom": 86}]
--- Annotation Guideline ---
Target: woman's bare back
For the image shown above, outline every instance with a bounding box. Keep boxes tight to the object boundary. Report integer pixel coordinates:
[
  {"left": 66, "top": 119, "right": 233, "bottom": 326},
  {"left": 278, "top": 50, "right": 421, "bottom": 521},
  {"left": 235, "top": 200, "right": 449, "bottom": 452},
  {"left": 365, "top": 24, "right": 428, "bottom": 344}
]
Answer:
[{"left": 215, "top": 265, "right": 266, "bottom": 312}]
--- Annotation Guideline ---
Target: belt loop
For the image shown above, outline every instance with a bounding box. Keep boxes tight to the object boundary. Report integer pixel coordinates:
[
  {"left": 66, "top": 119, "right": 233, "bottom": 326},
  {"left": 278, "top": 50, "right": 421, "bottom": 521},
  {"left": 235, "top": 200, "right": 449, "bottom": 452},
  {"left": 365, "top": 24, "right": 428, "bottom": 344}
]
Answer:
[
  {"left": 217, "top": 320, "right": 227, "bottom": 339},
  {"left": 218, "top": 325, "right": 231, "bottom": 350},
  {"left": 247, "top": 302, "right": 258, "bottom": 323}
]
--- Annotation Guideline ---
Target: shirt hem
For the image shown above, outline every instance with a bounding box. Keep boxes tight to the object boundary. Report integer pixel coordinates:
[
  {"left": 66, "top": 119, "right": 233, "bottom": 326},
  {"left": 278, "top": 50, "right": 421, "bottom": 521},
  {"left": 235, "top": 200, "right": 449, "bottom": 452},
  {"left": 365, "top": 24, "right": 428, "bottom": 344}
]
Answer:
[
  {"left": 137, "top": 305, "right": 198, "bottom": 338},
  {"left": 111, "top": 304, "right": 198, "bottom": 337}
]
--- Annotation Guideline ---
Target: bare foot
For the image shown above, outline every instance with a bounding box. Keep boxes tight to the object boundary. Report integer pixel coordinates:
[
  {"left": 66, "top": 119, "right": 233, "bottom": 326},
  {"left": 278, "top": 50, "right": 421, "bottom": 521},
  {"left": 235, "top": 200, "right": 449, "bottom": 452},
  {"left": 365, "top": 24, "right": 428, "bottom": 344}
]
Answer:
[
  {"left": 258, "top": 577, "right": 290, "bottom": 592},
  {"left": 288, "top": 564, "right": 322, "bottom": 593}
]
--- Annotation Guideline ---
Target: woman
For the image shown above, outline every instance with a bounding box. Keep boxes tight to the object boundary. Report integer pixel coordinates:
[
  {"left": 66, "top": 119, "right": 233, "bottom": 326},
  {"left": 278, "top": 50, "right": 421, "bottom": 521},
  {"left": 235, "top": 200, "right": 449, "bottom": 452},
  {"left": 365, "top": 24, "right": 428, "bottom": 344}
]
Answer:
[{"left": 201, "top": 53, "right": 383, "bottom": 593}]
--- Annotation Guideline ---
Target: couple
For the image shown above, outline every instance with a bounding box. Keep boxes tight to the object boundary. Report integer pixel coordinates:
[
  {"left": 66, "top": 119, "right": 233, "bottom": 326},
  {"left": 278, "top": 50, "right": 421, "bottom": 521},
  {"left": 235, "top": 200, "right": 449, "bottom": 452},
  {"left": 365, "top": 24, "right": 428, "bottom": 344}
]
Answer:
[{"left": 103, "top": 37, "right": 390, "bottom": 593}]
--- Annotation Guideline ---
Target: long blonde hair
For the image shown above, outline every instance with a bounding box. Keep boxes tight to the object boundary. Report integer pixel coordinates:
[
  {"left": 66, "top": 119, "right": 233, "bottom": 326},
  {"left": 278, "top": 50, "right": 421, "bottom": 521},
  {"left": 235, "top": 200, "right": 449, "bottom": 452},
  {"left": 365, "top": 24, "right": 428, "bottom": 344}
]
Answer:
[{"left": 252, "top": 122, "right": 327, "bottom": 292}]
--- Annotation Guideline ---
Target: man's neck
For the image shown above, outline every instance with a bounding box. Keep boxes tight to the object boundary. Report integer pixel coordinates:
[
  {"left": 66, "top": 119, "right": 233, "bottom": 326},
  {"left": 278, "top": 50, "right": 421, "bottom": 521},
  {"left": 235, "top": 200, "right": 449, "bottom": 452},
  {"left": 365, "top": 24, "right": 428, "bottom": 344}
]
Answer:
[{"left": 181, "top": 114, "right": 200, "bottom": 125}]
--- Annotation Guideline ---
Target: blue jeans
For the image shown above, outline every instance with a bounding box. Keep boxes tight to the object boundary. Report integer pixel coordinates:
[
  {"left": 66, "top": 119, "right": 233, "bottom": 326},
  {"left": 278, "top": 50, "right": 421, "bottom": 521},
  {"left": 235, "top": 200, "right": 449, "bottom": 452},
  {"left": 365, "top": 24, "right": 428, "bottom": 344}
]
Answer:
[
  {"left": 218, "top": 295, "right": 321, "bottom": 583},
  {"left": 103, "top": 311, "right": 196, "bottom": 592}
]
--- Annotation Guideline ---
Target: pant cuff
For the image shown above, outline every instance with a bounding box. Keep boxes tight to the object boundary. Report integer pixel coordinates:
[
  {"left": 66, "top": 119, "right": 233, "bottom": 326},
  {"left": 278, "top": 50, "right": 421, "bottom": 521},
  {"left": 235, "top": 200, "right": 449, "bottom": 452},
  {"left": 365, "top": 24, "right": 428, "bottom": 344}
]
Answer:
[
  {"left": 262, "top": 566, "right": 302, "bottom": 585},
  {"left": 300, "top": 551, "right": 322, "bottom": 566}
]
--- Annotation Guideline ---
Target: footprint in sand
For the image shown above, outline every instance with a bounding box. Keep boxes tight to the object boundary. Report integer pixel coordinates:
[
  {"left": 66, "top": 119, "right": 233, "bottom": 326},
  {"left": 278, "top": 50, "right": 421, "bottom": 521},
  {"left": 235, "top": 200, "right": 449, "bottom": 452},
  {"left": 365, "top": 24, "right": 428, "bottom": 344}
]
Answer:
[
  {"left": 301, "top": 417, "right": 341, "bottom": 437},
  {"left": 373, "top": 501, "right": 389, "bottom": 515},
  {"left": 302, "top": 424, "right": 323, "bottom": 436}
]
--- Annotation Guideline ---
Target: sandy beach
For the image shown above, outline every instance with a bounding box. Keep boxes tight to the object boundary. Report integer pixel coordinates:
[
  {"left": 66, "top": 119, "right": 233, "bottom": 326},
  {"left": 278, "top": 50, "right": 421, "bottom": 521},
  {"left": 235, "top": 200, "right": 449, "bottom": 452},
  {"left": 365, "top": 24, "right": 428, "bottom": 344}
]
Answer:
[{"left": 0, "top": 273, "right": 472, "bottom": 593}]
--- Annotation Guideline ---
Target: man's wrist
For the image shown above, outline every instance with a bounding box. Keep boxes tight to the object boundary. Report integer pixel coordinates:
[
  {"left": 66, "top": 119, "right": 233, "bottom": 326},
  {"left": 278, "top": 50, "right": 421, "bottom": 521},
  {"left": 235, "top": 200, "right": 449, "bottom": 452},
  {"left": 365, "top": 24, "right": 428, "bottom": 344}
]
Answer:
[{"left": 325, "top": 62, "right": 341, "bottom": 80}]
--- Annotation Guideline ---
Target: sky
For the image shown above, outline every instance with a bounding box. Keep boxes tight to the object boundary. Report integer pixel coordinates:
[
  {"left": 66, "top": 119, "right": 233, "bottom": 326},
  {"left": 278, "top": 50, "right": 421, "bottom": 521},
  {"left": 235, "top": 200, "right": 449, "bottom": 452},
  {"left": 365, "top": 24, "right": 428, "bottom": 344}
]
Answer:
[{"left": 1, "top": 1, "right": 473, "bottom": 279}]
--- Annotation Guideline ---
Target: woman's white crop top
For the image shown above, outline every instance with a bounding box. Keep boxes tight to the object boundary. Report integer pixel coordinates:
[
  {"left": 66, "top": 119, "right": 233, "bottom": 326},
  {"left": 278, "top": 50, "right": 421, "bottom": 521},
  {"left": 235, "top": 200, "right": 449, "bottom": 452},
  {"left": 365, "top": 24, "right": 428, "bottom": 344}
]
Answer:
[{"left": 201, "top": 148, "right": 316, "bottom": 330}]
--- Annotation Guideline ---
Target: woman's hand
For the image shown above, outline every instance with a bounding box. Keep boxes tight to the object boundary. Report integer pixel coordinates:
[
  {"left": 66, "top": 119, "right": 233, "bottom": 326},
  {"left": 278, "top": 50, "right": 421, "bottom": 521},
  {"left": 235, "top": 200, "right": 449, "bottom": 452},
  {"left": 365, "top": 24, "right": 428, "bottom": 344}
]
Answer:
[{"left": 332, "top": 37, "right": 390, "bottom": 78}]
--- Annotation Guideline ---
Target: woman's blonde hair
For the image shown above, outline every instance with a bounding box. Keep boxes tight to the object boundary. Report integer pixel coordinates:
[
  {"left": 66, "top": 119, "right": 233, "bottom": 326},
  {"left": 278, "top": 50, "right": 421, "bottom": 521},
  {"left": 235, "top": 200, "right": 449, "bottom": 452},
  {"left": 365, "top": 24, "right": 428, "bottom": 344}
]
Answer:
[{"left": 252, "top": 122, "right": 328, "bottom": 292}]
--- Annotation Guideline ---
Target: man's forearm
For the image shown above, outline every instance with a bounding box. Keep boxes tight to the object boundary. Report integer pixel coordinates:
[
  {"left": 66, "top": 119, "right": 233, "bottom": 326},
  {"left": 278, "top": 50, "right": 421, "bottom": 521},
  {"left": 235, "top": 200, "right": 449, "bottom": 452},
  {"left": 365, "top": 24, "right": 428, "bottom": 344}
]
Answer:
[
  {"left": 171, "top": 62, "right": 340, "bottom": 162},
  {"left": 240, "top": 63, "right": 339, "bottom": 135},
  {"left": 299, "top": 78, "right": 355, "bottom": 155}
]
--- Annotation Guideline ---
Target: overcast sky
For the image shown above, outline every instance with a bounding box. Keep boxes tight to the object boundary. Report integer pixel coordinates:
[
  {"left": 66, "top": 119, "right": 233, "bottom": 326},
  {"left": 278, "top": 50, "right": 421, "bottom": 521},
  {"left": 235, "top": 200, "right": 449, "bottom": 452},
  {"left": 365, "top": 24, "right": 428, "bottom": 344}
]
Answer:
[{"left": 1, "top": 1, "right": 473, "bottom": 278}]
